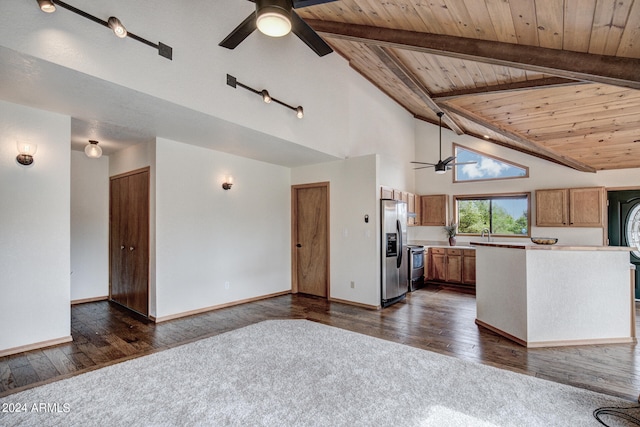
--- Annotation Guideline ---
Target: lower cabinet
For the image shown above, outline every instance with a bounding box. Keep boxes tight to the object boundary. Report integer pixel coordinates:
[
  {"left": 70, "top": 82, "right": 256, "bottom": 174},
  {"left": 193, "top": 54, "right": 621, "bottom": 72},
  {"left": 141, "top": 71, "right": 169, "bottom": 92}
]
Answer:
[{"left": 428, "top": 247, "right": 475, "bottom": 287}]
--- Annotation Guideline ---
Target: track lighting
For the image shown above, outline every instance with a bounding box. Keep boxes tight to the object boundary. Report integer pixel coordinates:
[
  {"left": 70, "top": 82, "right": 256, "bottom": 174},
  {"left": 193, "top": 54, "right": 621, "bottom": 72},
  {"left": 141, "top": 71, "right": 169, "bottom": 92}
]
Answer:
[
  {"left": 227, "top": 74, "right": 304, "bottom": 119},
  {"left": 84, "top": 140, "right": 102, "bottom": 159},
  {"left": 37, "top": 0, "right": 56, "bottom": 13},
  {"left": 108, "top": 17, "right": 127, "bottom": 38},
  {"left": 36, "top": 0, "right": 172, "bottom": 60},
  {"left": 256, "top": 0, "right": 292, "bottom": 37}
]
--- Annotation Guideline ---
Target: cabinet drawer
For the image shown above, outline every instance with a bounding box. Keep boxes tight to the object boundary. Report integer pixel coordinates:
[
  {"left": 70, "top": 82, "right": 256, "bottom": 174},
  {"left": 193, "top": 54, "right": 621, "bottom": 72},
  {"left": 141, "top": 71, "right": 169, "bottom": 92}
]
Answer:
[
  {"left": 463, "top": 249, "right": 475, "bottom": 257},
  {"left": 431, "top": 248, "right": 446, "bottom": 254},
  {"left": 446, "top": 249, "right": 462, "bottom": 256}
]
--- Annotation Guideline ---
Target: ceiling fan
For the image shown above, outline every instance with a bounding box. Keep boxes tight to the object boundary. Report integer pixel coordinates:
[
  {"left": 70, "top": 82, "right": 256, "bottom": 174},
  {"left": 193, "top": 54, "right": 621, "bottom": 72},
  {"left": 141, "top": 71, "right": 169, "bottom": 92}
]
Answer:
[
  {"left": 412, "top": 112, "right": 476, "bottom": 174},
  {"left": 219, "top": 0, "right": 336, "bottom": 57}
]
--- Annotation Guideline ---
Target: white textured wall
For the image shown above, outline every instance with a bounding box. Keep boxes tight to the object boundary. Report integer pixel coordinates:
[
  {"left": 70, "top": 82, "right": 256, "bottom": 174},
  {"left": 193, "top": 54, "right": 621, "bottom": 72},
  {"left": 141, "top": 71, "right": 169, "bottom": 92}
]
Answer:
[
  {"left": 154, "top": 138, "right": 291, "bottom": 319},
  {"left": 292, "top": 155, "right": 379, "bottom": 306},
  {"left": 0, "top": 100, "right": 71, "bottom": 352},
  {"left": 411, "top": 120, "right": 640, "bottom": 245},
  {"left": 70, "top": 151, "right": 109, "bottom": 301}
]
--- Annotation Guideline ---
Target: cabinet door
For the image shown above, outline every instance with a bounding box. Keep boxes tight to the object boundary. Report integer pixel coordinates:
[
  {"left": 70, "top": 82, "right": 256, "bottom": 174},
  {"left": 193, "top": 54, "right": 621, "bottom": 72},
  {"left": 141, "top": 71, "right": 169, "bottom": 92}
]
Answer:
[
  {"left": 536, "top": 189, "right": 568, "bottom": 226},
  {"left": 381, "top": 186, "right": 394, "bottom": 200},
  {"left": 462, "top": 250, "right": 476, "bottom": 285},
  {"left": 407, "top": 193, "right": 415, "bottom": 226},
  {"left": 420, "top": 195, "right": 448, "bottom": 226},
  {"left": 424, "top": 251, "right": 430, "bottom": 280},
  {"left": 430, "top": 249, "right": 446, "bottom": 281},
  {"left": 414, "top": 194, "right": 421, "bottom": 226},
  {"left": 569, "top": 187, "right": 604, "bottom": 227},
  {"left": 446, "top": 249, "right": 462, "bottom": 283}
]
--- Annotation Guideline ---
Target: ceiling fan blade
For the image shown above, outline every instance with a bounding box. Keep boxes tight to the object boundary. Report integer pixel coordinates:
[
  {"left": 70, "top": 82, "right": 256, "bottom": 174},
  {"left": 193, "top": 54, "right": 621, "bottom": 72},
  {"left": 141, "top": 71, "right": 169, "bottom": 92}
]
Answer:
[
  {"left": 410, "top": 161, "right": 437, "bottom": 166},
  {"left": 293, "top": 0, "right": 338, "bottom": 7},
  {"left": 291, "top": 12, "right": 333, "bottom": 56},
  {"left": 219, "top": 13, "right": 257, "bottom": 50},
  {"left": 413, "top": 165, "right": 436, "bottom": 170},
  {"left": 442, "top": 156, "right": 456, "bottom": 165},
  {"left": 450, "top": 161, "right": 477, "bottom": 166}
]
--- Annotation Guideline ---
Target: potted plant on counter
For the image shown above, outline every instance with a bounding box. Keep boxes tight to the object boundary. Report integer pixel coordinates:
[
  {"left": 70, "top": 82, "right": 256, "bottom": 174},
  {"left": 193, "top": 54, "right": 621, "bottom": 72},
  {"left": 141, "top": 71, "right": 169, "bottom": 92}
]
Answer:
[{"left": 444, "top": 221, "right": 457, "bottom": 246}]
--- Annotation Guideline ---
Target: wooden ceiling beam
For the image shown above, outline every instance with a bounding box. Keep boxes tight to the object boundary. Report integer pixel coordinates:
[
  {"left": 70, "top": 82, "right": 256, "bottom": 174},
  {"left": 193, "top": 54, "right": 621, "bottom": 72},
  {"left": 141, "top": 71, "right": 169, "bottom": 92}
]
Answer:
[
  {"left": 433, "top": 77, "right": 586, "bottom": 101},
  {"left": 368, "top": 45, "right": 464, "bottom": 135},
  {"left": 307, "top": 20, "right": 640, "bottom": 90},
  {"left": 439, "top": 102, "right": 597, "bottom": 173}
]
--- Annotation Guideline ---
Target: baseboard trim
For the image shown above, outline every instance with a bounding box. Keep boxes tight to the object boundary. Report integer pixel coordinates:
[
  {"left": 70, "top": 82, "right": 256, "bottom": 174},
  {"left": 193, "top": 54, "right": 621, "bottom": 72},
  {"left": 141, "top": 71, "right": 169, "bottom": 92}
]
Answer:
[
  {"left": 153, "top": 290, "right": 292, "bottom": 323},
  {"left": 71, "top": 296, "right": 108, "bottom": 305},
  {"left": 328, "top": 297, "right": 380, "bottom": 310},
  {"left": 0, "top": 336, "right": 73, "bottom": 357},
  {"left": 475, "top": 319, "right": 636, "bottom": 348}
]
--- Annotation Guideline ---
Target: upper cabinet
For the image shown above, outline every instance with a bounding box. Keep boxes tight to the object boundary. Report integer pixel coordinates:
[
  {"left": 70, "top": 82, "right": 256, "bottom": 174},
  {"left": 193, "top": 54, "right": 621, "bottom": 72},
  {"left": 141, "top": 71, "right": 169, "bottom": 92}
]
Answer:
[
  {"left": 420, "top": 194, "right": 449, "bottom": 226},
  {"left": 380, "top": 186, "right": 420, "bottom": 226},
  {"left": 536, "top": 187, "right": 605, "bottom": 227}
]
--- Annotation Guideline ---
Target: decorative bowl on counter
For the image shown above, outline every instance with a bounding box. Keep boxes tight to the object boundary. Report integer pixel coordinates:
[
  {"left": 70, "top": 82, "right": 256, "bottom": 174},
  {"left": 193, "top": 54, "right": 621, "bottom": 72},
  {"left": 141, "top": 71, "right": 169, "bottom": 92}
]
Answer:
[{"left": 531, "top": 237, "right": 558, "bottom": 245}]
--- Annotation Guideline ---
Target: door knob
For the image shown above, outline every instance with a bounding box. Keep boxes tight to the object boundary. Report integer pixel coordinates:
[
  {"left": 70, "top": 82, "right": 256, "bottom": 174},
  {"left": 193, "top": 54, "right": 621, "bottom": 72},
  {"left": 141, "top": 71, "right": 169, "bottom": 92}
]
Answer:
[
  {"left": 296, "top": 244, "right": 302, "bottom": 248},
  {"left": 129, "top": 246, "right": 135, "bottom": 251}
]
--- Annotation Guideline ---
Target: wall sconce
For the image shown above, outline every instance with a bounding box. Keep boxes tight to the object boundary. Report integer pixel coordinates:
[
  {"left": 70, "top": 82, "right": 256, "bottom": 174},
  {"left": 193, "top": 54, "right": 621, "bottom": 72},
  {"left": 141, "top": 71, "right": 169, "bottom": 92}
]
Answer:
[
  {"left": 227, "top": 74, "right": 304, "bottom": 119},
  {"left": 222, "top": 176, "right": 234, "bottom": 190},
  {"left": 16, "top": 141, "right": 38, "bottom": 166},
  {"left": 84, "top": 140, "right": 103, "bottom": 159},
  {"left": 222, "top": 175, "right": 233, "bottom": 190},
  {"left": 37, "top": 0, "right": 173, "bottom": 60}
]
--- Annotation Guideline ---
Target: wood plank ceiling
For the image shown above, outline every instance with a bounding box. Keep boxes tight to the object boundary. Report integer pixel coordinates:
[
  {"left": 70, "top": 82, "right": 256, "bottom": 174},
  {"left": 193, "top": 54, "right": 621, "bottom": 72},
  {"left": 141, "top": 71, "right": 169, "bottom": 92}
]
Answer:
[{"left": 296, "top": 0, "right": 640, "bottom": 172}]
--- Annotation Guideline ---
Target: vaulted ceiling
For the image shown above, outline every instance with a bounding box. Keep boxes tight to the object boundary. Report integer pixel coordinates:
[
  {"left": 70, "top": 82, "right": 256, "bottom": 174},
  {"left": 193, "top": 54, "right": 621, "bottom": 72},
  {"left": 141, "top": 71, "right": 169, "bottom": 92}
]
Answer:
[{"left": 296, "top": 0, "right": 640, "bottom": 172}]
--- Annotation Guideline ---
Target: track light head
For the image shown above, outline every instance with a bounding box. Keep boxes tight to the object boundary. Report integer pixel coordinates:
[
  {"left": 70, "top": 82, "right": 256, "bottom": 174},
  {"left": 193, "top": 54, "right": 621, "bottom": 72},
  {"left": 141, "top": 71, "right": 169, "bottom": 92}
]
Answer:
[
  {"left": 108, "top": 16, "right": 127, "bottom": 38},
  {"left": 37, "top": 0, "right": 56, "bottom": 13},
  {"left": 296, "top": 106, "right": 304, "bottom": 119},
  {"left": 261, "top": 89, "right": 272, "bottom": 104}
]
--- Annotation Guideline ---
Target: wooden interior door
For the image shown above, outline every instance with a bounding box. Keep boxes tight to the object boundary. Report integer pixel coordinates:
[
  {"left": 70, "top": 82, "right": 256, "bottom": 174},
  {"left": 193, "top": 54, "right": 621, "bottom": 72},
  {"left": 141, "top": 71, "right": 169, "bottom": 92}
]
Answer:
[
  {"left": 292, "top": 183, "right": 329, "bottom": 298},
  {"left": 110, "top": 168, "right": 150, "bottom": 317}
]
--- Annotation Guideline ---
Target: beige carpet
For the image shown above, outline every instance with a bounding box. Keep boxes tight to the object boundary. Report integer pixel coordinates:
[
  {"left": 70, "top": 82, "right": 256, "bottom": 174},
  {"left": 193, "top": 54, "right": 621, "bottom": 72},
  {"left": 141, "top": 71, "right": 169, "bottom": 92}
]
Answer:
[{"left": 0, "top": 320, "right": 637, "bottom": 426}]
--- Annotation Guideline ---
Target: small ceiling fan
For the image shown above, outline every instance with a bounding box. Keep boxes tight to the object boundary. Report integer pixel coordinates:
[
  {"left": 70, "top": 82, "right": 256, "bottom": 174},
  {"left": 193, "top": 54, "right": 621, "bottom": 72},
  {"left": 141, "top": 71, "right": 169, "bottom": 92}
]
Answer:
[
  {"left": 412, "top": 112, "right": 476, "bottom": 174},
  {"left": 219, "top": 0, "right": 336, "bottom": 57}
]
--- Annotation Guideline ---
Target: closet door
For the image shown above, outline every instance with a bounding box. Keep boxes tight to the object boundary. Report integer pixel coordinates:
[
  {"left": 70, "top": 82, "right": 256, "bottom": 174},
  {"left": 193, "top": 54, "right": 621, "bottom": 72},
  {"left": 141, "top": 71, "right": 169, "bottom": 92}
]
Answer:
[{"left": 109, "top": 168, "right": 149, "bottom": 317}]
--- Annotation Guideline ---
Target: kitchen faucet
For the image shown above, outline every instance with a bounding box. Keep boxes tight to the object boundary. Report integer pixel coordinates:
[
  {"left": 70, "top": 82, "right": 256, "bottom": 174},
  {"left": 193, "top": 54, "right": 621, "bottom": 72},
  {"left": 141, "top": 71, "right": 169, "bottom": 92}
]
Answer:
[{"left": 481, "top": 228, "right": 491, "bottom": 242}]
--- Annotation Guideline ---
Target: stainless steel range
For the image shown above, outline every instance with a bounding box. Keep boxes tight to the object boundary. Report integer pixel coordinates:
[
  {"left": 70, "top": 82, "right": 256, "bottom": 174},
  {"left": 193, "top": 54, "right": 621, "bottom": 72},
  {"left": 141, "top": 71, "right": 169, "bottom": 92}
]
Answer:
[{"left": 407, "top": 245, "right": 425, "bottom": 292}]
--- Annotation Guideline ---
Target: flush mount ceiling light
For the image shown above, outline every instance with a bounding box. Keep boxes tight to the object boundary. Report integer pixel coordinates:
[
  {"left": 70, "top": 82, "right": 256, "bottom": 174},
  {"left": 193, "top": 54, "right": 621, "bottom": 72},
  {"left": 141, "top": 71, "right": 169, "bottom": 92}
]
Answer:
[
  {"left": 227, "top": 74, "right": 304, "bottom": 119},
  {"left": 84, "top": 140, "right": 102, "bottom": 159},
  {"left": 36, "top": 0, "right": 173, "bottom": 60},
  {"left": 256, "top": 0, "right": 292, "bottom": 37}
]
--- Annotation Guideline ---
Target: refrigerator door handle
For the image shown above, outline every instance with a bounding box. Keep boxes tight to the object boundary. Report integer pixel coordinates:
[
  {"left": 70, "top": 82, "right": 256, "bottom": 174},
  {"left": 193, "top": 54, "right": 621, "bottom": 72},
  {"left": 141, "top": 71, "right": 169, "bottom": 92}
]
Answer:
[{"left": 396, "top": 219, "right": 403, "bottom": 268}]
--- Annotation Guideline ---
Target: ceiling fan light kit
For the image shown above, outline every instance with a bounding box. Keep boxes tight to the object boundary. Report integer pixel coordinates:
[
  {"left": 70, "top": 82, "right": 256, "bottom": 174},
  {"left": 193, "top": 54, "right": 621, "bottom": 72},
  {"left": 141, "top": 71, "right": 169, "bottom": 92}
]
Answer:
[
  {"left": 256, "top": 0, "right": 292, "bottom": 37},
  {"left": 219, "top": 0, "right": 335, "bottom": 57}
]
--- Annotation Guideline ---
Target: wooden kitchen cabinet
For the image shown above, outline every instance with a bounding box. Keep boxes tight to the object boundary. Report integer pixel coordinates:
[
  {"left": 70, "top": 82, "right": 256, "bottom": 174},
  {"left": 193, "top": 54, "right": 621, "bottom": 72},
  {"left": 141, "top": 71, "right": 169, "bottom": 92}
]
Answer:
[
  {"left": 536, "top": 187, "right": 604, "bottom": 227},
  {"left": 428, "top": 247, "right": 474, "bottom": 286},
  {"left": 462, "top": 249, "right": 476, "bottom": 285},
  {"left": 380, "top": 186, "right": 394, "bottom": 200},
  {"left": 420, "top": 195, "right": 448, "bottom": 226}
]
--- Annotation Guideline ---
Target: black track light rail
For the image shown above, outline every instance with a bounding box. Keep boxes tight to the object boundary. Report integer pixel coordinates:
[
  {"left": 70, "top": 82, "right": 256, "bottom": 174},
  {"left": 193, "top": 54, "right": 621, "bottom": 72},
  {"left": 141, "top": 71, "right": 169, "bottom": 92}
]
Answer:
[
  {"left": 226, "top": 74, "right": 304, "bottom": 118},
  {"left": 50, "top": 0, "right": 172, "bottom": 60}
]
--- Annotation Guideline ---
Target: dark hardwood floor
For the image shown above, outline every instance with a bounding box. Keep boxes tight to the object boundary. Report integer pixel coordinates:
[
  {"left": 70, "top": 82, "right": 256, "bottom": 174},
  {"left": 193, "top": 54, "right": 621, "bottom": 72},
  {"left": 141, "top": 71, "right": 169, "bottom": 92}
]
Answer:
[{"left": 1, "top": 285, "right": 639, "bottom": 401}]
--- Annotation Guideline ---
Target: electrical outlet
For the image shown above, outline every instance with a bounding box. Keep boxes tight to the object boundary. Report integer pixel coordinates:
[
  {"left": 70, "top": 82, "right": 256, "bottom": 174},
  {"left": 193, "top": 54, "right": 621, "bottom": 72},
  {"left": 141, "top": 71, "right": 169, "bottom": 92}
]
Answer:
[
  {"left": 224, "top": 281, "right": 230, "bottom": 290},
  {"left": 350, "top": 281, "right": 355, "bottom": 289}
]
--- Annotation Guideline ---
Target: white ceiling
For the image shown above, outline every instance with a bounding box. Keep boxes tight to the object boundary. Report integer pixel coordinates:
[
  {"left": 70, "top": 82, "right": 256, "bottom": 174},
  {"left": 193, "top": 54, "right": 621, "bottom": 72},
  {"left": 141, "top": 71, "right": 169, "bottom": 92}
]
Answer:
[{"left": 0, "top": 45, "right": 340, "bottom": 167}]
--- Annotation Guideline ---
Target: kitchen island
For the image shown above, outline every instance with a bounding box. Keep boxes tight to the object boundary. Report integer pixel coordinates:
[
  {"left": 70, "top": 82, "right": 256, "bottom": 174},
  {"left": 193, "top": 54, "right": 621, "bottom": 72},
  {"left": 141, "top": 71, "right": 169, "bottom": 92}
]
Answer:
[{"left": 470, "top": 241, "right": 636, "bottom": 348}]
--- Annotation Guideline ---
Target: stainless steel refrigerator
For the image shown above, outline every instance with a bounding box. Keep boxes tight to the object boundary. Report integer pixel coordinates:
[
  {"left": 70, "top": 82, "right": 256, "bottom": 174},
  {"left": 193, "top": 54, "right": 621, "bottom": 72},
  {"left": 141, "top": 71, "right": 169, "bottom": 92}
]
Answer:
[{"left": 381, "top": 199, "right": 408, "bottom": 307}]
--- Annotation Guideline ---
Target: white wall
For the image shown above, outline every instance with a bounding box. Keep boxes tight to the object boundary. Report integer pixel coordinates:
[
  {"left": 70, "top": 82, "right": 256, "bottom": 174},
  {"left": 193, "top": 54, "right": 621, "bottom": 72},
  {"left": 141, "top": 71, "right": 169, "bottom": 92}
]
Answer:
[
  {"left": 0, "top": 100, "right": 71, "bottom": 352},
  {"left": 70, "top": 151, "right": 109, "bottom": 301},
  {"left": 410, "top": 120, "right": 640, "bottom": 245},
  {"left": 292, "top": 155, "right": 379, "bottom": 307},
  {"left": 154, "top": 138, "right": 291, "bottom": 319}
]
